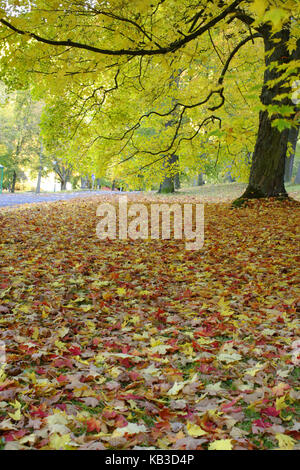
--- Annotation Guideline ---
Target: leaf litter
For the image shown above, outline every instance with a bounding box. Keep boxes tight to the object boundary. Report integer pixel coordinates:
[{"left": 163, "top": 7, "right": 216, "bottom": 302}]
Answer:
[{"left": 0, "top": 194, "right": 299, "bottom": 450}]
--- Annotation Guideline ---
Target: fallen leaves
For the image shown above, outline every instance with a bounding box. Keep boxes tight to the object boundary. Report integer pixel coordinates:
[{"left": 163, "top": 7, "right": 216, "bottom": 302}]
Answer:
[{"left": 0, "top": 195, "right": 299, "bottom": 450}]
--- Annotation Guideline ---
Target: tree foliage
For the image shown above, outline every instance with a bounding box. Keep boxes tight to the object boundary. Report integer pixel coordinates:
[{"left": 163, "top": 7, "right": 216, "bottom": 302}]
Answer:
[{"left": 0, "top": 1, "right": 299, "bottom": 191}]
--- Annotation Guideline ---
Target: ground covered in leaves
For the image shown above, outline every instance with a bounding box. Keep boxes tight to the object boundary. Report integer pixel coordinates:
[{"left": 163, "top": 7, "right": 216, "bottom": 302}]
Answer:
[{"left": 0, "top": 194, "right": 299, "bottom": 450}]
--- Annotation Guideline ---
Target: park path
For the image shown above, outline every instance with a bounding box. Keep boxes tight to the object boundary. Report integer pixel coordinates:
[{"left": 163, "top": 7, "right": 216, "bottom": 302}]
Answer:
[{"left": 0, "top": 190, "right": 124, "bottom": 208}]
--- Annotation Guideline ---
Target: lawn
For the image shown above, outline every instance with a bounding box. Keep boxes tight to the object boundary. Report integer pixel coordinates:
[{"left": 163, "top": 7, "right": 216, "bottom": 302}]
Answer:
[
  {"left": 177, "top": 182, "right": 300, "bottom": 201},
  {"left": 0, "top": 190, "right": 299, "bottom": 450}
]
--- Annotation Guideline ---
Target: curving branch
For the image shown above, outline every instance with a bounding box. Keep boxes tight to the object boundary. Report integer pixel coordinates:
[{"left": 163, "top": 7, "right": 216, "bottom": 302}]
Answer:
[
  {"left": 218, "top": 32, "right": 262, "bottom": 86},
  {"left": 0, "top": 1, "right": 244, "bottom": 57},
  {"left": 123, "top": 115, "right": 222, "bottom": 177}
]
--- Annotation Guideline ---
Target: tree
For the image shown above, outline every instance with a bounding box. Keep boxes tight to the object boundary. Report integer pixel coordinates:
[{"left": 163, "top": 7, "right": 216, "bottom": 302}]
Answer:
[
  {"left": 284, "top": 126, "right": 299, "bottom": 182},
  {"left": 295, "top": 162, "right": 300, "bottom": 184},
  {"left": 235, "top": 23, "right": 300, "bottom": 203},
  {"left": 0, "top": 1, "right": 299, "bottom": 200},
  {"left": 158, "top": 154, "right": 179, "bottom": 194},
  {"left": 53, "top": 159, "right": 73, "bottom": 191},
  {"left": 35, "top": 141, "right": 43, "bottom": 193},
  {"left": 0, "top": 88, "right": 42, "bottom": 191}
]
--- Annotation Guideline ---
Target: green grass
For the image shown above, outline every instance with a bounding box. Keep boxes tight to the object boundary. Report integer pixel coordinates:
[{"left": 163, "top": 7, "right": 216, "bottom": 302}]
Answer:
[{"left": 151, "top": 182, "right": 300, "bottom": 202}]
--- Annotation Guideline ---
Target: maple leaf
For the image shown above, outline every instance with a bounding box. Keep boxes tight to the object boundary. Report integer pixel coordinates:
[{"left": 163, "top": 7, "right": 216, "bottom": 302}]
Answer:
[
  {"left": 275, "top": 433, "right": 296, "bottom": 450},
  {"left": 217, "top": 352, "right": 242, "bottom": 363},
  {"left": 208, "top": 439, "right": 233, "bottom": 450},
  {"left": 49, "top": 433, "right": 74, "bottom": 450},
  {"left": 86, "top": 417, "right": 101, "bottom": 433},
  {"left": 186, "top": 422, "right": 207, "bottom": 437},
  {"left": 111, "top": 422, "right": 147, "bottom": 437}
]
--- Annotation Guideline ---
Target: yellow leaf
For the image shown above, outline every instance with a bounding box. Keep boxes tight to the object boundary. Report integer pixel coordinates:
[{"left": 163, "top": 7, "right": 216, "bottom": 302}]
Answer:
[
  {"left": 110, "top": 367, "right": 122, "bottom": 378},
  {"left": 181, "top": 342, "right": 195, "bottom": 357},
  {"left": 116, "top": 287, "right": 126, "bottom": 296},
  {"left": 133, "top": 332, "right": 149, "bottom": 341},
  {"left": 150, "top": 338, "right": 162, "bottom": 347},
  {"left": 244, "top": 363, "right": 264, "bottom": 377},
  {"left": 218, "top": 297, "right": 234, "bottom": 316},
  {"left": 0, "top": 367, "right": 7, "bottom": 384},
  {"left": 167, "top": 374, "right": 198, "bottom": 396},
  {"left": 54, "top": 340, "right": 66, "bottom": 350},
  {"left": 217, "top": 352, "right": 242, "bottom": 363},
  {"left": 32, "top": 327, "right": 39, "bottom": 340},
  {"left": 58, "top": 327, "right": 69, "bottom": 338},
  {"left": 197, "top": 337, "right": 214, "bottom": 345},
  {"left": 111, "top": 422, "right": 147, "bottom": 437},
  {"left": 186, "top": 421, "right": 207, "bottom": 437},
  {"left": 151, "top": 344, "right": 171, "bottom": 354},
  {"left": 49, "top": 433, "right": 72, "bottom": 450},
  {"left": 208, "top": 439, "right": 233, "bottom": 450},
  {"left": 86, "top": 320, "right": 95, "bottom": 331},
  {"left": 42, "top": 310, "right": 48, "bottom": 319},
  {"left": 167, "top": 381, "right": 185, "bottom": 396},
  {"left": 27, "top": 371, "right": 36, "bottom": 384},
  {"left": 11, "top": 400, "right": 22, "bottom": 409},
  {"left": 130, "top": 315, "right": 140, "bottom": 325},
  {"left": 250, "top": 0, "right": 268, "bottom": 17},
  {"left": 263, "top": 7, "right": 287, "bottom": 28},
  {"left": 8, "top": 409, "right": 21, "bottom": 421},
  {"left": 275, "top": 395, "right": 288, "bottom": 411},
  {"left": 275, "top": 433, "right": 296, "bottom": 450},
  {"left": 139, "top": 290, "right": 151, "bottom": 296}
]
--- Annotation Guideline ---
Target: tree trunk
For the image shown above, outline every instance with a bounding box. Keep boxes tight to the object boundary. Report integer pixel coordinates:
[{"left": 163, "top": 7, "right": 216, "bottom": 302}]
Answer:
[
  {"left": 225, "top": 171, "right": 235, "bottom": 183},
  {"left": 61, "top": 180, "right": 67, "bottom": 191},
  {"left": 36, "top": 168, "right": 42, "bottom": 193},
  {"left": 284, "top": 126, "right": 299, "bottom": 182},
  {"left": 197, "top": 173, "right": 205, "bottom": 186},
  {"left": 237, "top": 28, "right": 300, "bottom": 203},
  {"left": 10, "top": 170, "right": 17, "bottom": 193},
  {"left": 174, "top": 172, "right": 180, "bottom": 189},
  {"left": 35, "top": 142, "right": 43, "bottom": 194},
  {"left": 158, "top": 154, "right": 179, "bottom": 194},
  {"left": 81, "top": 177, "right": 87, "bottom": 189},
  {"left": 295, "top": 162, "right": 300, "bottom": 185},
  {"left": 159, "top": 176, "right": 174, "bottom": 193}
]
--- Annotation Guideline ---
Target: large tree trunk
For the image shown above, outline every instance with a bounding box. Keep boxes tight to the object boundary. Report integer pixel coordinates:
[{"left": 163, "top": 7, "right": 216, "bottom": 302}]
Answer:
[
  {"left": 174, "top": 172, "right": 180, "bottom": 189},
  {"left": 237, "top": 28, "right": 300, "bottom": 203},
  {"left": 285, "top": 126, "right": 299, "bottom": 182},
  {"left": 158, "top": 154, "right": 179, "bottom": 194},
  {"left": 243, "top": 110, "right": 289, "bottom": 198},
  {"left": 295, "top": 162, "right": 300, "bottom": 185}
]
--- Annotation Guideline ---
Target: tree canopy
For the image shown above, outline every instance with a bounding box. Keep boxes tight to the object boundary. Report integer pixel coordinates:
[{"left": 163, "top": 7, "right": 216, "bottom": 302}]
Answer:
[{"left": 0, "top": 0, "right": 299, "bottom": 194}]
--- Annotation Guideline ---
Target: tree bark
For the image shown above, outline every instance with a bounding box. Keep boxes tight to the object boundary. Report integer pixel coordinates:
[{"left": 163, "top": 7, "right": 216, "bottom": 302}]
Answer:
[
  {"left": 35, "top": 142, "right": 43, "bottom": 194},
  {"left": 237, "top": 28, "right": 300, "bottom": 203},
  {"left": 174, "top": 172, "right": 180, "bottom": 189},
  {"left": 284, "top": 126, "right": 299, "bottom": 182},
  {"left": 10, "top": 170, "right": 17, "bottom": 193},
  {"left": 225, "top": 171, "right": 235, "bottom": 183},
  {"left": 197, "top": 173, "right": 205, "bottom": 186},
  {"left": 60, "top": 180, "right": 67, "bottom": 191},
  {"left": 295, "top": 162, "right": 300, "bottom": 185},
  {"left": 158, "top": 154, "right": 179, "bottom": 194}
]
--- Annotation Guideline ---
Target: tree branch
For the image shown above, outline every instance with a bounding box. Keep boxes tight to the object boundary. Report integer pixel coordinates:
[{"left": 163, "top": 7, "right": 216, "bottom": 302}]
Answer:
[
  {"left": 0, "top": 1, "right": 244, "bottom": 57},
  {"left": 218, "top": 32, "right": 262, "bottom": 86}
]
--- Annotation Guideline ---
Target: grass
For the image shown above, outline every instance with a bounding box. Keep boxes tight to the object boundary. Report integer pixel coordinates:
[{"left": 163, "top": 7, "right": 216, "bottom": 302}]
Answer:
[{"left": 175, "top": 182, "right": 300, "bottom": 202}]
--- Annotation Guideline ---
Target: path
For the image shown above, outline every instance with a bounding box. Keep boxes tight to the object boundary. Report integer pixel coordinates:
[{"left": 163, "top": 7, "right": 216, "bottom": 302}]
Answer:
[{"left": 0, "top": 190, "right": 124, "bottom": 208}]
